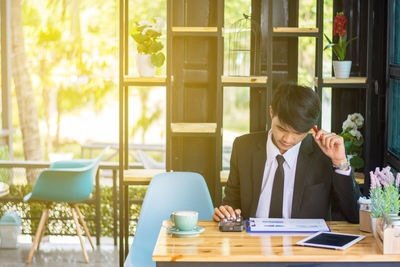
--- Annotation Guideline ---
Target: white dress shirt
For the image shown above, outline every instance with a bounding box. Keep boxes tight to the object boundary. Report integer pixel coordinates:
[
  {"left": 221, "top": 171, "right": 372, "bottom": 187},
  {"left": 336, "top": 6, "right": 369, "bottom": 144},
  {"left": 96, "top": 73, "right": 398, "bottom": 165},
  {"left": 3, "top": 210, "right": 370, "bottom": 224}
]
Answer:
[{"left": 255, "top": 130, "right": 351, "bottom": 219}]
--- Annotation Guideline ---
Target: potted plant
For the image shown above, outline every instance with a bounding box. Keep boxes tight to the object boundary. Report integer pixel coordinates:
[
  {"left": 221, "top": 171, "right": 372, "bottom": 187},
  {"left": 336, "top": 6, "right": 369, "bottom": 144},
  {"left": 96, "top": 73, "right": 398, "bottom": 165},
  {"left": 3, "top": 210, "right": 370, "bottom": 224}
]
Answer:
[
  {"left": 131, "top": 18, "right": 165, "bottom": 77},
  {"left": 369, "top": 166, "right": 400, "bottom": 237},
  {"left": 324, "top": 12, "right": 358, "bottom": 78},
  {"left": 339, "top": 113, "right": 364, "bottom": 169}
]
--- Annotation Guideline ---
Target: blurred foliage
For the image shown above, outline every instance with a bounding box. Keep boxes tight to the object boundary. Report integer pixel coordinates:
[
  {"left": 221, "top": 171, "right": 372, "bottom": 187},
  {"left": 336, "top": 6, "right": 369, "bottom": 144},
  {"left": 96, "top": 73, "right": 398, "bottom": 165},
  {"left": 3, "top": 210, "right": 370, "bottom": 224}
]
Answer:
[
  {"left": 223, "top": 87, "right": 249, "bottom": 134},
  {"left": 0, "top": 147, "right": 10, "bottom": 183},
  {"left": 13, "top": 0, "right": 118, "bottom": 158},
  {"left": 0, "top": 184, "right": 147, "bottom": 237}
]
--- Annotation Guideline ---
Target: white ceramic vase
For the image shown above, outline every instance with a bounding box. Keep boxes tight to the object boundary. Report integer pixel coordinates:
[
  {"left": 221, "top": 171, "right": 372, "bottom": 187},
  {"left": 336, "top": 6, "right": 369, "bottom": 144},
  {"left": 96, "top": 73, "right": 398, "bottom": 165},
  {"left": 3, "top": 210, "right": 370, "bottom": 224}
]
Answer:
[
  {"left": 136, "top": 54, "right": 156, "bottom": 77},
  {"left": 370, "top": 215, "right": 378, "bottom": 237},
  {"left": 333, "top": 60, "right": 352, "bottom": 79}
]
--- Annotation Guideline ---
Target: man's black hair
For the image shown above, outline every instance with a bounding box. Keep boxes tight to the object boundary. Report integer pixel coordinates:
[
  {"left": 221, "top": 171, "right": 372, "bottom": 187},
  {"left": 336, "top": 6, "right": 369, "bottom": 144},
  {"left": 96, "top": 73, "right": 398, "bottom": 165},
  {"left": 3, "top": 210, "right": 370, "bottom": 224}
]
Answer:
[{"left": 271, "top": 83, "right": 321, "bottom": 133}]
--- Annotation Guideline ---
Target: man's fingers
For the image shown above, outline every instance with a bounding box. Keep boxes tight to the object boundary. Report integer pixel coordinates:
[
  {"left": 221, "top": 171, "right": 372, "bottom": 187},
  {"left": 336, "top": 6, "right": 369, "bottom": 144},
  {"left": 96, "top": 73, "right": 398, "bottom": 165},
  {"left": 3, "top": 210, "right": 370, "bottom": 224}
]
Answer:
[
  {"left": 321, "top": 133, "right": 335, "bottom": 147},
  {"left": 324, "top": 135, "right": 333, "bottom": 148},
  {"left": 315, "top": 129, "right": 327, "bottom": 140},
  {"left": 235, "top": 209, "right": 241, "bottom": 216},
  {"left": 214, "top": 207, "right": 225, "bottom": 219},
  {"left": 226, "top": 206, "right": 236, "bottom": 219},
  {"left": 326, "top": 134, "right": 340, "bottom": 149},
  {"left": 219, "top": 205, "right": 232, "bottom": 218},
  {"left": 213, "top": 205, "right": 239, "bottom": 222},
  {"left": 212, "top": 213, "right": 221, "bottom": 222},
  {"left": 330, "top": 136, "right": 340, "bottom": 149}
]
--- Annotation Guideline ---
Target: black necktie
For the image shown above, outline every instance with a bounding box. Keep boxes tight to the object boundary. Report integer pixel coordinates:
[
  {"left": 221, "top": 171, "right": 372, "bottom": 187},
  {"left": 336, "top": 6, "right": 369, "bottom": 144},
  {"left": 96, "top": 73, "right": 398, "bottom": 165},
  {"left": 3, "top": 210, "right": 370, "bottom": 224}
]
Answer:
[{"left": 269, "top": 155, "right": 285, "bottom": 218}]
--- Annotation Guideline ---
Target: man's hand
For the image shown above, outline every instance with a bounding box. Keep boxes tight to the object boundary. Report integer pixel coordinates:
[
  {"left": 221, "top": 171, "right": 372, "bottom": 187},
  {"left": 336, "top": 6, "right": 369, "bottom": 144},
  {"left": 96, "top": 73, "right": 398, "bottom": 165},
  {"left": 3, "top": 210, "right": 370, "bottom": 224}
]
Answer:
[
  {"left": 312, "top": 129, "right": 349, "bottom": 170},
  {"left": 212, "top": 205, "right": 241, "bottom": 222}
]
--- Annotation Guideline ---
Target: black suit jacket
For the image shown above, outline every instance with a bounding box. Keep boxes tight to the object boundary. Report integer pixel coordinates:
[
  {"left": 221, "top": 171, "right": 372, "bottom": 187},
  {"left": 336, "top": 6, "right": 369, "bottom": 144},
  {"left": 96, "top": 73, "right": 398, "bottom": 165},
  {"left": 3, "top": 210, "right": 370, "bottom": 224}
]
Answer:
[{"left": 222, "top": 131, "right": 360, "bottom": 223}]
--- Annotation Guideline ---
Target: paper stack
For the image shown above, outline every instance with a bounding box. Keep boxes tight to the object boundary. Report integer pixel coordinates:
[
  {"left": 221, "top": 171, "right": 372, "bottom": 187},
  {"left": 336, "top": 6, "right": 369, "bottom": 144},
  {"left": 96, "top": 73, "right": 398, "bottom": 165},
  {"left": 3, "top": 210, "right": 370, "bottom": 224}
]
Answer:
[{"left": 247, "top": 218, "right": 330, "bottom": 233}]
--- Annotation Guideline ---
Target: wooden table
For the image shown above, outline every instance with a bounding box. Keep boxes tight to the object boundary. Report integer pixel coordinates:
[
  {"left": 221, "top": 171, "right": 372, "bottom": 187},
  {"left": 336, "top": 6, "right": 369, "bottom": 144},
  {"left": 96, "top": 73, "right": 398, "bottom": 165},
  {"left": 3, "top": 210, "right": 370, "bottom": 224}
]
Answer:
[
  {"left": 153, "top": 221, "right": 400, "bottom": 266},
  {"left": 124, "top": 169, "right": 165, "bottom": 185}
]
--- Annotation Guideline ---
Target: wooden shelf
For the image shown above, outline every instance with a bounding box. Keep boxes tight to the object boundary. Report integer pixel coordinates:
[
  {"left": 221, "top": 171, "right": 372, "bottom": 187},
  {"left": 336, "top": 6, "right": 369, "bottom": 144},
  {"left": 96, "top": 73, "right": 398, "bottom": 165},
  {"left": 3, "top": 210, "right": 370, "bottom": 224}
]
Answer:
[
  {"left": 124, "top": 169, "right": 165, "bottom": 184},
  {"left": 171, "top": 27, "right": 219, "bottom": 37},
  {"left": 314, "top": 77, "right": 367, "bottom": 88},
  {"left": 123, "top": 76, "right": 167, "bottom": 86},
  {"left": 220, "top": 170, "right": 229, "bottom": 184},
  {"left": 170, "top": 123, "right": 217, "bottom": 133},
  {"left": 172, "top": 27, "right": 218, "bottom": 32},
  {"left": 273, "top": 27, "right": 319, "bottom": 37},
  {"left": 273, "top": 27, "right": 319, "bottom": 33},
  {"left": 354, "top": 171, "right": 365, "bottom": 185},
  {"left": 221, "top": 76, "right": 268, "bottom": 87}
]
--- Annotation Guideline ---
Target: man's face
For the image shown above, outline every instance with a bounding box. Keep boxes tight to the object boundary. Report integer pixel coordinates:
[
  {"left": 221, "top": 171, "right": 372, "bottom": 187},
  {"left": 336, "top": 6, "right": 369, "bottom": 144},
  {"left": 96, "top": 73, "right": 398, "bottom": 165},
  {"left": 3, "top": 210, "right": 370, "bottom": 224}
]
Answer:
[{"left": 270, "top": 111, "right": 309, "bottom": 154}]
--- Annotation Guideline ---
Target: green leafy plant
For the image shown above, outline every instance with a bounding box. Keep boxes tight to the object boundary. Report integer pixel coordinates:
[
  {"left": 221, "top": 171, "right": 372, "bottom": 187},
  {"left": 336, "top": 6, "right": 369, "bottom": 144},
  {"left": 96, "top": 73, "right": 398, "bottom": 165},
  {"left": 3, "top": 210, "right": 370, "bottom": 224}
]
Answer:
[
  {"left": 339, "top": 113, "right": 364, "bottom": 169},
  {"left": 131, "top": 18, "right": 165, "bottom": 67},
  {"left": 324, "top": 12, "right": 358, "bottom": 61}
]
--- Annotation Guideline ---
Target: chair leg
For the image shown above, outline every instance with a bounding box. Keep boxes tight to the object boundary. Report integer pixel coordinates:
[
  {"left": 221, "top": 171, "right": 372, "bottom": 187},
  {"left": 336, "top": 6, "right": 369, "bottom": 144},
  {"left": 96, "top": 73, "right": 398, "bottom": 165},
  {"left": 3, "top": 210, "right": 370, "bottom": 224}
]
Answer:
[
  {"left": 27, "top": 208, "right": 49, "bottom": 264},
  {"left": 73, "top": 204, "right": 95, "bottom": 250},
  {"left": 71, "top": 206, "right": 89, "bottom": 264},
  {"left": 37, "top": 209, "right": 49, "bottom": 250}
]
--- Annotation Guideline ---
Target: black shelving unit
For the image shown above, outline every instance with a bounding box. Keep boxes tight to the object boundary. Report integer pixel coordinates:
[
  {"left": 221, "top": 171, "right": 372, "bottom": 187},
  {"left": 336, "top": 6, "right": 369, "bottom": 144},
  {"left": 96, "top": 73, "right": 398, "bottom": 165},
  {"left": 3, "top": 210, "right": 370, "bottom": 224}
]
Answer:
[
  {"left": 266, "top": 0, "right": 324, "bottom": 128},
  {"left": 166, "top": 0, "right": 224, "bottom": 205}
]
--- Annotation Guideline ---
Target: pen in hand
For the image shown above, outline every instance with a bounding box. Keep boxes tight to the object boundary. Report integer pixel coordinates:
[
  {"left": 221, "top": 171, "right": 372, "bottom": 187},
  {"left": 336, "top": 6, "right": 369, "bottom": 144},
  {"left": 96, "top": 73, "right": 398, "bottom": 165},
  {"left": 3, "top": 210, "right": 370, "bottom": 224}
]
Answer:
[{"left": 313, "top": 125, "right": 323, "bottom": 140}]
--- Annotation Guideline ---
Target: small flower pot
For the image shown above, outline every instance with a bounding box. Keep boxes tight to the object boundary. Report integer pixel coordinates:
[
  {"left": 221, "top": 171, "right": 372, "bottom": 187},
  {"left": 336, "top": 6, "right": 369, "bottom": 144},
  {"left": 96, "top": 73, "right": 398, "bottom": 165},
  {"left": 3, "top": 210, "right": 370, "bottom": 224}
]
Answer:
[
  {"left": 136, "top": 54, "right": 156, "bottom": 77},
  {"left": 333, "top": 60, "right": 352, "bottom": 79},
  {"left": 370, "top": 215, "right": 378, "bottom": 237}
]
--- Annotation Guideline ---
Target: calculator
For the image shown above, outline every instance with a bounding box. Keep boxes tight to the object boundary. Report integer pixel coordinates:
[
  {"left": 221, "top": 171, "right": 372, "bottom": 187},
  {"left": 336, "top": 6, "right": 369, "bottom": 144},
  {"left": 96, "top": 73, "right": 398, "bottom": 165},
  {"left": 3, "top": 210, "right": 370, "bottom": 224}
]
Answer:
[{"left": 218, "top": 216, "right": 245, "bottom": 232}]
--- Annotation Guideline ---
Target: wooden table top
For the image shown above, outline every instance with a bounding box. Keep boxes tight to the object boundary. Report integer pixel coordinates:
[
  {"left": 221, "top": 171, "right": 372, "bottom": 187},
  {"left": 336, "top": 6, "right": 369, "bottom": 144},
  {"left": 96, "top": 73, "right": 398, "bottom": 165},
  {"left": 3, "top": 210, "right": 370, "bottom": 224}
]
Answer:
[
  {"left": 153, "top": 220, "right": 400, "bottom": 262},
  {"left": 123, "top": 169, "right": 165, "bottom": 183}
]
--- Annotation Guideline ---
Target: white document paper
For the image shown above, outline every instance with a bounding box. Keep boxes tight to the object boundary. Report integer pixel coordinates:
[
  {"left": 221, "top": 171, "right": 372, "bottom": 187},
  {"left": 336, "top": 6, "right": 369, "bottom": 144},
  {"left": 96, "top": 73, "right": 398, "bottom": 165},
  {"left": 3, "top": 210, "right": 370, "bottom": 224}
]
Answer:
[{"left": 247, "top": 218, "right": 330, "bottom": 233}]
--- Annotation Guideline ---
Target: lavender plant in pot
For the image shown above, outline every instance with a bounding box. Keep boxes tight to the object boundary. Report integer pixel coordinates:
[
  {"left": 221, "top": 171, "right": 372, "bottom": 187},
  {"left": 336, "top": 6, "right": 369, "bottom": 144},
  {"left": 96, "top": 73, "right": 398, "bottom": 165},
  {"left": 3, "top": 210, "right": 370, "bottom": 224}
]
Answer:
[{"left": 369, "top": 167, "right": 400, "bottom": 237}]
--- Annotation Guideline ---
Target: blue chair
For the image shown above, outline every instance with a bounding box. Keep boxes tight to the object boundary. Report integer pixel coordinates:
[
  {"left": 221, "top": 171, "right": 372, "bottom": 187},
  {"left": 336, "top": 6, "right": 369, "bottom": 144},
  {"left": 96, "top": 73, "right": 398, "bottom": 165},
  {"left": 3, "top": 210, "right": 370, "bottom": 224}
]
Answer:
[
  {"left": 24, "top": 147, "right": 109, "bottom": 264},
  {"left": 124, "top": 172, "right": 214, "bottom": 267}
]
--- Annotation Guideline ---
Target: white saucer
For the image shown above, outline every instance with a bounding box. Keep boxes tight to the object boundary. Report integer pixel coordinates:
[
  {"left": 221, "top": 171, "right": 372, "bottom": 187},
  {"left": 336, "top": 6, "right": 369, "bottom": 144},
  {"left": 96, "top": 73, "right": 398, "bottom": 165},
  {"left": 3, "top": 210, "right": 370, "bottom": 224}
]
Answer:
[{"left": 166, "top": 226, "right": 205, "bottom": 238}]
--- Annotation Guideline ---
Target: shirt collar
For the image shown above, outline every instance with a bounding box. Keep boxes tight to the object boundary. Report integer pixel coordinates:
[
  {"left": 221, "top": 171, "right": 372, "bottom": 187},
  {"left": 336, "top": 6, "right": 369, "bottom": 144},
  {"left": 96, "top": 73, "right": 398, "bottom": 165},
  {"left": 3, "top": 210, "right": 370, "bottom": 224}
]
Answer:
[{"left": 266, "top": 130, "right": 302, "bottom": 169}]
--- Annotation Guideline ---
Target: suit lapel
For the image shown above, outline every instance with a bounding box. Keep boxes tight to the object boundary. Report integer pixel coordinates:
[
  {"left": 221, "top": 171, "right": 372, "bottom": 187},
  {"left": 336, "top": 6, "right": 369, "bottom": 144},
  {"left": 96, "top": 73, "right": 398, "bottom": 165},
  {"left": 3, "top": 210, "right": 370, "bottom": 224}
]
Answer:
[
  {"left": 291, "top": 134, "right": 314, "bottom": 217},
  {"left": 249, "top": 135, "right": 267, "bottom": 217}
]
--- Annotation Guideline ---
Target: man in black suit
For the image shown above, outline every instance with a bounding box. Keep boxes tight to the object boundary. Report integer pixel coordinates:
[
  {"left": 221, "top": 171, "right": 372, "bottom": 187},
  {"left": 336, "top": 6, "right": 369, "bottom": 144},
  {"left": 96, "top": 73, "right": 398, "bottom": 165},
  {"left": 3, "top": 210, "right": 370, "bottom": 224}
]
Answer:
[{"left": 212, "top": 83, "right": 360, "bottom": 223}]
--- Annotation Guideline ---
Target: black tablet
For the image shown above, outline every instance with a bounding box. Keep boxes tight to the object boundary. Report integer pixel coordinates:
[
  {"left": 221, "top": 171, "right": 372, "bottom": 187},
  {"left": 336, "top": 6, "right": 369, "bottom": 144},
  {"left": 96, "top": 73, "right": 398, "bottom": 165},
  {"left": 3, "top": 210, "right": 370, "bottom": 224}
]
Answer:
[{"left": 296, "top": 231, "right": 365, "bottom": 250}]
